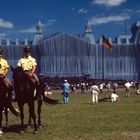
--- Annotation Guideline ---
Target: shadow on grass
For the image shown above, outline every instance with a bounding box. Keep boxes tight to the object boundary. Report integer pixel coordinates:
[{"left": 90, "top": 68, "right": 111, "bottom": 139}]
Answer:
[
  {"left": 135, "top": 100, "right": 140, "bottom": 103},
  {"left": 81, "top": 103, "right": 93, "bottom": 105},
  {"left": 81, "top": 97, "right": 110, "bottom": 105},
  {"left": 99, "top": 97, "right": 108, "bottom": 102},
  {"left": 2, "top": 124, "right": 28, "bottom": 133}
]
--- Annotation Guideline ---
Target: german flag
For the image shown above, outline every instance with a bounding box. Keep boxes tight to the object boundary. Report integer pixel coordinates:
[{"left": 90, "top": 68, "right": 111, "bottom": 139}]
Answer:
[{"left": 102, "top": 36, "right": 112, "bottom": 52}]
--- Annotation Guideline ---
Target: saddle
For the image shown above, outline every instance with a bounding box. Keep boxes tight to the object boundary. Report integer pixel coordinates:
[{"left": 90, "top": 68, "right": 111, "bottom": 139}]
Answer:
[
  {"left": 0, "top": 75, "right": 7, "bottom": 88},
  {"left": 0, "top": 75, "right": 13, "bottom": 98},
  {"left": 27, "top": 75, "right": 37, "bottom": 85},
  {"left": 0, "top": 74, "right": 4, "bottom": 80},
  {"left": 24, "top": 72, "right": 37, "bottom": 86}
]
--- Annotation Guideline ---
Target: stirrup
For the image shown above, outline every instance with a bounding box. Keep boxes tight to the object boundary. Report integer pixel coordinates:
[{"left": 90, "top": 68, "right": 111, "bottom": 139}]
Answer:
[{"left": 34, "top": 89, "right": 36, "bottom": 97}]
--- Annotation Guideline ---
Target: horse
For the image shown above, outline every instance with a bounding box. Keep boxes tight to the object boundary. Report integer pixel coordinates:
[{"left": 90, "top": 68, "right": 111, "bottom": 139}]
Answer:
[
  {"left": 28, "top": 75, "right": 59, "bottom": 128},
  {"left": 11, "top": 66, "right": 38, "bottom": 133},
  {"left": 0, "top": 76, "right": 19, "bottom": 135}
]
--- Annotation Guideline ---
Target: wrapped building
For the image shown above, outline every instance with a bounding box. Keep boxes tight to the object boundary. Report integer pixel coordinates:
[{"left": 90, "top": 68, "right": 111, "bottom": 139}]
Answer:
[{"left": 1, "top": 21, "right": 140, "bottom": 81}]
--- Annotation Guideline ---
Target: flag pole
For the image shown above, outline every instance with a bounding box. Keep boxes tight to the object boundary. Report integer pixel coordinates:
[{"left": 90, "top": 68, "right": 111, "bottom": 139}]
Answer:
[
  {"left": 102, "top": 36, "right": 104, "bottom": 80},
  {"left": 102, "top": 35, "right": 113, "bottom": 80}
]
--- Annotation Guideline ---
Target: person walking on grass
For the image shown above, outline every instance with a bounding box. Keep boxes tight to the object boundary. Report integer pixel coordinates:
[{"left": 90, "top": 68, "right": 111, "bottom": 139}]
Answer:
[
  {"left": 90, "top": 82, "right": 99, "bottom": 104},
  {"left": 99, "top": 83, "right": 104, "bottom": 93},
  {"left": 62, "top": 80, "right": 70, "bottom": 104},
  {"left": 124, "top": 81, "right": 132, "bottom": 97}
]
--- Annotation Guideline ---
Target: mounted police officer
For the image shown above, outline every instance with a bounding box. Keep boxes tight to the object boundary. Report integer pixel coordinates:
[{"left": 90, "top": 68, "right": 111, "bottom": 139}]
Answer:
[
  {"left": 17, "top": 45, "right": 39, "bottom": 86},
  {"left": 0, "top": 48, "right": 13, "bottom": 93}
]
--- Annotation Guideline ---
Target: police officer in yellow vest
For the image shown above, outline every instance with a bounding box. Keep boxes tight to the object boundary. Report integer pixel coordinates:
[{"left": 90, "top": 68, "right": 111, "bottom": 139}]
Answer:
[
  {"left": 0, "top": 49, "right": 13, "bottom": 91},
  {"left": 17, "top": 45, "right": 39, "bottom": 85}
]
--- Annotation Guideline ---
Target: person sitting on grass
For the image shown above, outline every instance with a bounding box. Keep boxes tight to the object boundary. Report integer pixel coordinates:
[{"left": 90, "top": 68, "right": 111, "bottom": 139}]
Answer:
[
  {"left": 99, "top": 92, "right": 120, "bottom": 102},
  {"left": 110, "top": 92, "right": 120, "bottom": 102},
  {"left": 136, "top": 89, "right": 140, "bottom": 95}
]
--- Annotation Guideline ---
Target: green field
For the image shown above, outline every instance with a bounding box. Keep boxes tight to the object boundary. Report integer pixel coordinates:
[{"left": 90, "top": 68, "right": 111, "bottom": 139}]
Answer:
[{"left": 1, "top": 88, "right": 140, "bottom": 140}]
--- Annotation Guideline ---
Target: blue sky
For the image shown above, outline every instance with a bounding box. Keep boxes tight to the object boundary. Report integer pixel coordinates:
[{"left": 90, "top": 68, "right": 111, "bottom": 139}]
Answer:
[{"left": 0, "top": 0, "right": 139, "bottom": 41}]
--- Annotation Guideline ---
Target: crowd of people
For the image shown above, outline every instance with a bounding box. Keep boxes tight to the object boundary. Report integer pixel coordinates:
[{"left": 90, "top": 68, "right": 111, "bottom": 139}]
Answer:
[{"left": 59, "top": 79, "right": 139, "bottom": 104}]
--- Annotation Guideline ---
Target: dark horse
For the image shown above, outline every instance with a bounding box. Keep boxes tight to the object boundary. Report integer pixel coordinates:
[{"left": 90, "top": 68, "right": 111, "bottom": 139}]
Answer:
[
  {"left": 11, "top": 66, "right": 38, "bottom": 133},
  {"left": 0, "top": 76, "right": 19, "bottom": 135},
  {"left": 28, "top": 74, "right": 59, "bottom": 128}
]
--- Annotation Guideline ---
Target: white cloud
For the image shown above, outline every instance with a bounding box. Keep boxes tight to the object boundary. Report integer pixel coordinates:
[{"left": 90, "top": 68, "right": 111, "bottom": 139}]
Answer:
[
  {"left": 19, "top": 19, "right": 57, "bottom": 33},
  {"left": 46, "top": 19, "right": 57, "bottom": 26},
  {"left": 20, "top": 19, "right": 57, "bottom": 33},
  {"left": 20, "top": 27, "right": 36, "bottom": 33},
  {"left": 0, "top": 33, "right": 6, "bottom": 37},
  {"left": 115, "top": 22, "right": 125, "bottom": 25},
  {"left": 72, "top": 7, "right": 76, "bottom": 11},
  {"left": 134, "top": 10, "right": 140, "bottom": 13},
  {"left": 123, "top": 9, "right": 133, "bottom": 13},
  {"left": 78, "top": 8, "right": 89, "bottom": 14},
  {"left": 88, "top": 14, "right": 130, "bottom": 25},
  {"left": 0, "top": 18, "right": 14, "bottom": 28},
  {"left": 93, "top": 0, "right": 126, "bottom": 7}
]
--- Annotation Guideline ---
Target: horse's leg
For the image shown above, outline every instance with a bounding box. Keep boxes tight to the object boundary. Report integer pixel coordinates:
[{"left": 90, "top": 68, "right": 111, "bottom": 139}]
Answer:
[
  {"left": 38, "top": 99, "right": 43, "bottom": 128},
  {"left": 27, "top": 111, "right": 32, "bottom": 128},
  {"left": 4, "top": 106, "right": 9, "bottom": 128},
  {"left": 0, "top": 106, "right": 3, "bottom": 135},
  {"left": 28, "top": 101, "right": 38, "bottom": 132},
  {"left": 18, "top": 102, "right": 25, "bottom": 133}
]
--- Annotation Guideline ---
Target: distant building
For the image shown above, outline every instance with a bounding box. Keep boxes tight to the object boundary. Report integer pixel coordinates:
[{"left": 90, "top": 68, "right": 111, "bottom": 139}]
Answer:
[
  {"left": 0, "top": 21, "right": 140, "bottom": 81},
  {"left": 84, "top": 21, "right": 95, "bottom": 44},
  {"left": 33, "top": 20, "right": 44, "bottom": 45},
  {"left": 131, "top": 21, "right": 140, "bottom": 44}
]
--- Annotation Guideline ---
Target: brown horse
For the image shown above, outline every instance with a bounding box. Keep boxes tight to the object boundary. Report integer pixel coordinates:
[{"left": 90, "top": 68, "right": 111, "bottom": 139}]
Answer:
[
  {"left": 11, "top": 66, "right": 38, "bottom": 133},
  {"left": 0, "top": 76, "right": 19, "bottom": 135},
  {"left": 28, "top": 74, "right": 59, "bottom": 128}
]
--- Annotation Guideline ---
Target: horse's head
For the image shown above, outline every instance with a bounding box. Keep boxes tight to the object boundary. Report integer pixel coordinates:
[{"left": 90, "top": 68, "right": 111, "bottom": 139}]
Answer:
[
  {"left": 36, "top": 74, "right": 46, "bottom": 96},
  {"left": 11, "top": 66, "right": 25, "bottom": 83},
  {"left": 39, "top": 75, "right": 45, "bottom": 83}
]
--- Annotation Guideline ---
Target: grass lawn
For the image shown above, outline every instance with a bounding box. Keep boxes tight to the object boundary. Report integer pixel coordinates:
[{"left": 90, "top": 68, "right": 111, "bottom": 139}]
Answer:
[{"left": 1, "top": 88, "right": 140, "bottom": 140}]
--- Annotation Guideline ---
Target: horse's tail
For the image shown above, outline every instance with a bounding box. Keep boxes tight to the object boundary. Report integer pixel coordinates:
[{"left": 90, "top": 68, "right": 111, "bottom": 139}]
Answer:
[
  {"left": 43, "top": 96, "right": 59, "bottom": 105},
  {"left": 8, "top": 101, "right": 20, "bottom": 117}
]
